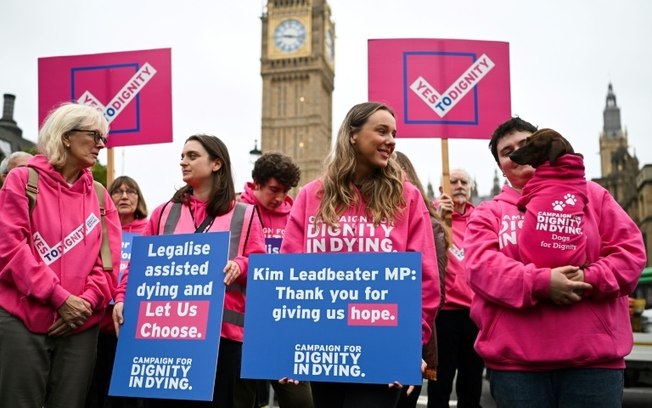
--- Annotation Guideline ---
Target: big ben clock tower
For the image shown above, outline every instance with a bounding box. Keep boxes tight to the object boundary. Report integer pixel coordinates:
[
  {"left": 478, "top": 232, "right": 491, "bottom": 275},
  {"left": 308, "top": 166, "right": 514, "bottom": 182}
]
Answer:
[{"left": 261, "top": 0, "right": 335, "bottom": 186}]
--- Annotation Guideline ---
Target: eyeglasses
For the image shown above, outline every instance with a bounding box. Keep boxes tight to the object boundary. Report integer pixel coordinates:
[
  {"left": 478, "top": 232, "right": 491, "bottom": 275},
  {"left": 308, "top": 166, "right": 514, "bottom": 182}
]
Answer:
[
  {"left": 70, "top": 129, "right": 108, "bottom": 145},
  {"left": 111, "top": 188, "right": 138, "bottom": 198}
]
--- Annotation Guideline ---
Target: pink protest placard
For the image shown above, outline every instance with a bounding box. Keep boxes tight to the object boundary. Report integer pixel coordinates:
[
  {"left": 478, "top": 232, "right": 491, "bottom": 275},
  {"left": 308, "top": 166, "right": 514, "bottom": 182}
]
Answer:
[
  {"left": 368, "top": 39, "right": 510, "bottom": 139},
  {"left": 38, "top": 48, "right": 172, "bottom": 147}
]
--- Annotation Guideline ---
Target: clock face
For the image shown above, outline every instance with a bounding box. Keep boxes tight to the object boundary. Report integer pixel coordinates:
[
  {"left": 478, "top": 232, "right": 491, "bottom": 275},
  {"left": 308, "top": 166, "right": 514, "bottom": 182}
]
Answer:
[{"left": 273, "top": 19, "right": 306, "bottom": 53}]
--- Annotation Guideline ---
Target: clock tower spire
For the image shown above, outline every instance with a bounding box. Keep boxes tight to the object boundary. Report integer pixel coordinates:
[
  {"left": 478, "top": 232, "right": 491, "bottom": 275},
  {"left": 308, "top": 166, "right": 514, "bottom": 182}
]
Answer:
[{"left": 260, "top": 0, "right": 335, "bottom": 187}]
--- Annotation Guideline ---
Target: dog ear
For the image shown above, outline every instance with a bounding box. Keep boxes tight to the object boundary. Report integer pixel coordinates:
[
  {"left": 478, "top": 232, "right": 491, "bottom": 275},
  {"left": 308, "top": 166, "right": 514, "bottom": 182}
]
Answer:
[
  {"left": 548, "top": 134, "right": 574, "bottom": 165},
  {"left": 548, "top": 139, "right": 564, "bottom": 166}
]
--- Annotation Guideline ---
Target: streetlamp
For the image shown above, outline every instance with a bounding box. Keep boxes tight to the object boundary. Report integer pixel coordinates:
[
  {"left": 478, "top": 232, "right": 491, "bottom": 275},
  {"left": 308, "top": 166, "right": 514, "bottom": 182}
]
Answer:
[{"left": 249, "top": 139, "right": 262, "bottom": 164}]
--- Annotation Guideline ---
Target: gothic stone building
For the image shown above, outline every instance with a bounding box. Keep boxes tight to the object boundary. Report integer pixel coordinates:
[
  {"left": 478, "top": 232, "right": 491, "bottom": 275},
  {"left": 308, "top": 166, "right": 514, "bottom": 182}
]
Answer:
[
  {"left": 0, "top": 94, "right": 36, "bottom": 162},
  {"left": 593, "top": 84, "right": 652, "bottom": 267}
]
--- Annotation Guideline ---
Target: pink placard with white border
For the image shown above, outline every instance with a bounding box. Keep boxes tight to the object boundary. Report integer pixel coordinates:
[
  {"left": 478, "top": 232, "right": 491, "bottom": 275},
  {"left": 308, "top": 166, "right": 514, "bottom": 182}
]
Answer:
[
  {"left": 368, "top": 39, "right": 510, "bottom": 139},
  {"left": 38, "top": 48, "right": 172, "bottom": 147}
]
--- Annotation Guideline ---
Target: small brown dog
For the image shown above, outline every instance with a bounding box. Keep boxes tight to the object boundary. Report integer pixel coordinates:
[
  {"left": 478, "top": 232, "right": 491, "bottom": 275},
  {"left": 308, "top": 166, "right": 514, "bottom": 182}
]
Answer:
[
  {"left": 510, "top": 127, "right": 588, "bottom": 270},
  {"left": 509, "top": 128, "right": 579, "bottom": 167}
]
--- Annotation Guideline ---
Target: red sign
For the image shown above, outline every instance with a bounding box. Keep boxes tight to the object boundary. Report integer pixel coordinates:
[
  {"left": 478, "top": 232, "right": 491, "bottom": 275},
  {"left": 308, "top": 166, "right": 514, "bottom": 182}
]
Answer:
[
  {"left": 368, "top": 39, "right": 510, "bottom": 139},
  {"left": 38, "top": 48, "right": 173, "bottom": 147}
]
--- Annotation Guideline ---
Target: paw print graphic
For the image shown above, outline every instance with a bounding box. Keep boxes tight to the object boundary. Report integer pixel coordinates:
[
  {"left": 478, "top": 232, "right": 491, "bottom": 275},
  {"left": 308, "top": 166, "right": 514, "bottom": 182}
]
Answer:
[
  {"left": 552, "top": 200, "right": 566, "bottom": 211},
  {"left": 564, "top": 194, "right": 577, "bottom": 206}
]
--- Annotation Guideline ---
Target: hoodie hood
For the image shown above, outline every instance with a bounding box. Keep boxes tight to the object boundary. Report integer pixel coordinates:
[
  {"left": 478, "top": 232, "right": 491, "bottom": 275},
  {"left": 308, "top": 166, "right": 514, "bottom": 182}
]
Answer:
[
  {"left": 240, "top": 181, "right": 293, "bottom": 239},
  {"left": 29, "top": 154, "right": 95, "bottom": 193},
  {"left": 122, "top": 217, "right": 148, "bottom": 234},
  {"left": 240, "top": 181, "right": 293, "bottom": 216},
  {"left": 493, "top": 184, "right": 522, "bottom": 207}
]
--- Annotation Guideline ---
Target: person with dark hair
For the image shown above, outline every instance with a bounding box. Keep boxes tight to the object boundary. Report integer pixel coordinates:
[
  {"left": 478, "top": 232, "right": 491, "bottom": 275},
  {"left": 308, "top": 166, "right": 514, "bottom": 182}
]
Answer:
[
  {"left": 113, "top": 134, "right": 266, "bottom": 408},
  {"left": 487, "top": 116, "right": 537, "bottom": 166},
  {"left": 394, "top": 151, "right": 450, "bottom": 408},
  {"left": 241, "top": 152, "right": 301, "bottom": 249},
  {"left": 236, "top": 152, "right": 312, "bottom": 408},
  {"left": 87, "top": 175, "right": 149, "bottom": 408},
  {"left": 428, "top": 168, "right": 485, "bottom": 408},
  {"left": 0, "top": 102, "right": 122, "bottom": 407},
  {"left": 465, "top": 116, "right": 646, "bottom": 407},
  {"left": 281, "top": 102, "right": 440, "bottom": 408},
  {"left": 110, "top": 175, "right": 149, "bottom": 228}
]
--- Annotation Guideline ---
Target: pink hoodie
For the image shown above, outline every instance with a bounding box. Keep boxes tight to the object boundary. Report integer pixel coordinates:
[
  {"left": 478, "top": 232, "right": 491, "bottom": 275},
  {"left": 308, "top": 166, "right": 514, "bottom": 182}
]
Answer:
[
  {"left": 115, "top": 195, "right": 266, "bottom": 342},
  {"left": 464, "top": 182, "right": 646, "bottom": 370},
  {"left": 100, "top": 217, "right": 149, "bottom": 333},
  {"left": 281, "top": 179, "right": 440, "bottom": 345},
  {"left": 240, "top": 181, "right": 293, "bottom": 239},
  {"left": 0, "top": 155, "right": 122, "bottom": 334},
  {"left": 441, "top": 202, "right": 475, "bottom": 310},
  {"left": 517, "top": 154, "right": 588, "bottom": 268},
  {"left": 121, "top": 217, "right": 148, "bottom": 234}
]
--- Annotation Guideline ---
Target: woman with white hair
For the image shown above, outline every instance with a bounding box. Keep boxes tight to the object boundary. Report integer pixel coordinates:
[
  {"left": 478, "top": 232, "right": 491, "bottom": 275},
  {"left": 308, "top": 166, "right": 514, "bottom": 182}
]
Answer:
[{"left": 0, "top": 102, "right": 122, "bottom": 407}]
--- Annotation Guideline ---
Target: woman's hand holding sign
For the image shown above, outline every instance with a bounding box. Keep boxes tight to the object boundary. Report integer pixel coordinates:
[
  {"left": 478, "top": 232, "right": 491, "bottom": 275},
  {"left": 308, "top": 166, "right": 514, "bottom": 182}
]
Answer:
[{"left": 223, "top": 260, "right": 241, "bottom": 285}]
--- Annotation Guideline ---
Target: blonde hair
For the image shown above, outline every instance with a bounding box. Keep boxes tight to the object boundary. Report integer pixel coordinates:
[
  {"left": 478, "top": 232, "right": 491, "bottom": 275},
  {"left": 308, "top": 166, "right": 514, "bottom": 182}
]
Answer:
[
  {"left": 317, "top": 102, "right": 405, "bottom": 226},
  {"left": 38, "top": 102, "right": 109, "bottom": 169}
]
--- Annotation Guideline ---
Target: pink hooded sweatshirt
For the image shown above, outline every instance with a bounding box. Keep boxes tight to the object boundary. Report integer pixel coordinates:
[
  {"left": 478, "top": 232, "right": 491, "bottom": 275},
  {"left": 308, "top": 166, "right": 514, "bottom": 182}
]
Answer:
[
  {"left": 281, "top": 179, "right": 440, "bottom": 345},
  {"left": 517, "top": 154, "right": 588, "bottom": 268},
  {"left": 441, "top": 202, "right": 476, "bottom": 310},
  {"left": 0, "top": 155, "right": 122, "bottom": 334},
  {"left": 100, "top": 217, "right": 149, "bottom": 333},
  {"left": 240, "top": 181, "right": 293, "bottom": 239},
  {"left": 121, "top": 217, "right": 148, "bottom": 234},
  {"left": 115, "top": 195, "right": 266, "bottom": 342},
  {"left": 465, "top": 183, "right": 646, "bottom": 371}
]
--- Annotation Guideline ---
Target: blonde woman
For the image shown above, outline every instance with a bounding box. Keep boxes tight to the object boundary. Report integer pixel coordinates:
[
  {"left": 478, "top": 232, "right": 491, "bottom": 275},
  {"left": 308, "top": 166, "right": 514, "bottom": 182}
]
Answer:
[{"left": 281, "top": 102, "right": 440, "bottom": 408}]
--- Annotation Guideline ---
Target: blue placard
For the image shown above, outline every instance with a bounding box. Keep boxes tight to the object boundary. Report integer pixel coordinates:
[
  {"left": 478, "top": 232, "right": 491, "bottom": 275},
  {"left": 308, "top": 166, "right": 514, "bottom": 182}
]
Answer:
[
  {"left": 109, "top": 232, "right": 229, "bottom": 401},
  {"left": 265, "top": 237, "right": 282, "bottom": 254},
  {"left": 119, "top": 232, "right": 138, "bottom": 284},
  {"left": 241, "top": 252, "right": 422, "bottom": 385}
]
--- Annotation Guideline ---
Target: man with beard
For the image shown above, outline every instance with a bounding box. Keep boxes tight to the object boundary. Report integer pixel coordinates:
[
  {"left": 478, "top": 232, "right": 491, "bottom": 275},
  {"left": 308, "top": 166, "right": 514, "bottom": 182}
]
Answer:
[{"left": 428, "top": 169, "right": 485, "bottom": 408}]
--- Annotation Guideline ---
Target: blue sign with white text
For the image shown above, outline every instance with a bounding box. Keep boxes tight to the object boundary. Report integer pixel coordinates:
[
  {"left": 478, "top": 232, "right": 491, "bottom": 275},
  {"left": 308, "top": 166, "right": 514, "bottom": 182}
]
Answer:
[
  {"left": 241, "top": 252, "right": 422, "bottom": 385},
  {"left": 109, "top": 232, "right": 229, "bottom": 401}
]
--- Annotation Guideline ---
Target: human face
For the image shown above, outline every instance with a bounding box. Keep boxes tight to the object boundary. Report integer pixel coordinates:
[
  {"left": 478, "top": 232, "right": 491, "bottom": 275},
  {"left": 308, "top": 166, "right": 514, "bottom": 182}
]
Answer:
[
  {"left": 449, "top": 169, "right": 471, "bottom": 209},
  {"left": 66, "top": 128, "right": 106, "bottom": 169},
  {"left": 180, "top": 140, "right": 221, "bottom": 189},
  {"left": 496, "top": 130, "right": 535, "bottom": 191},
  {"left": 111, "top": 184, "right": 139, "bottom": 219},
  {"left": 254, "top": 177, "right": 289, "bottom": 211},
  {"left": 350, "top": 109, "right": 396, "bottom": 181}
]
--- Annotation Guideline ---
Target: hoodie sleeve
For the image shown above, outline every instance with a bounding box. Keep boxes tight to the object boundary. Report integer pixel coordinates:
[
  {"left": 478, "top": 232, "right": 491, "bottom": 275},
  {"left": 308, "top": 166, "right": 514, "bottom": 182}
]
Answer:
[
  {"left": 404, "top": 186, "right": 440, "bottom": 345},
  {"left": 79, "top": 189, "right": 122, "bottom": 310},
  {"left": 280, "top": 185, "right": 309, "bottom": 254},
  {"left": 233, "top": 205, "right": 266, "bottom": 286},
  {"left": 0, "top": 170, "right": 68, "bottom": 307},
  {"left": 581, "top": 182, "right": 646, "bottom": 299},
  {"left": 464, "top": 201, "right": 551, "bottom": 309}
]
